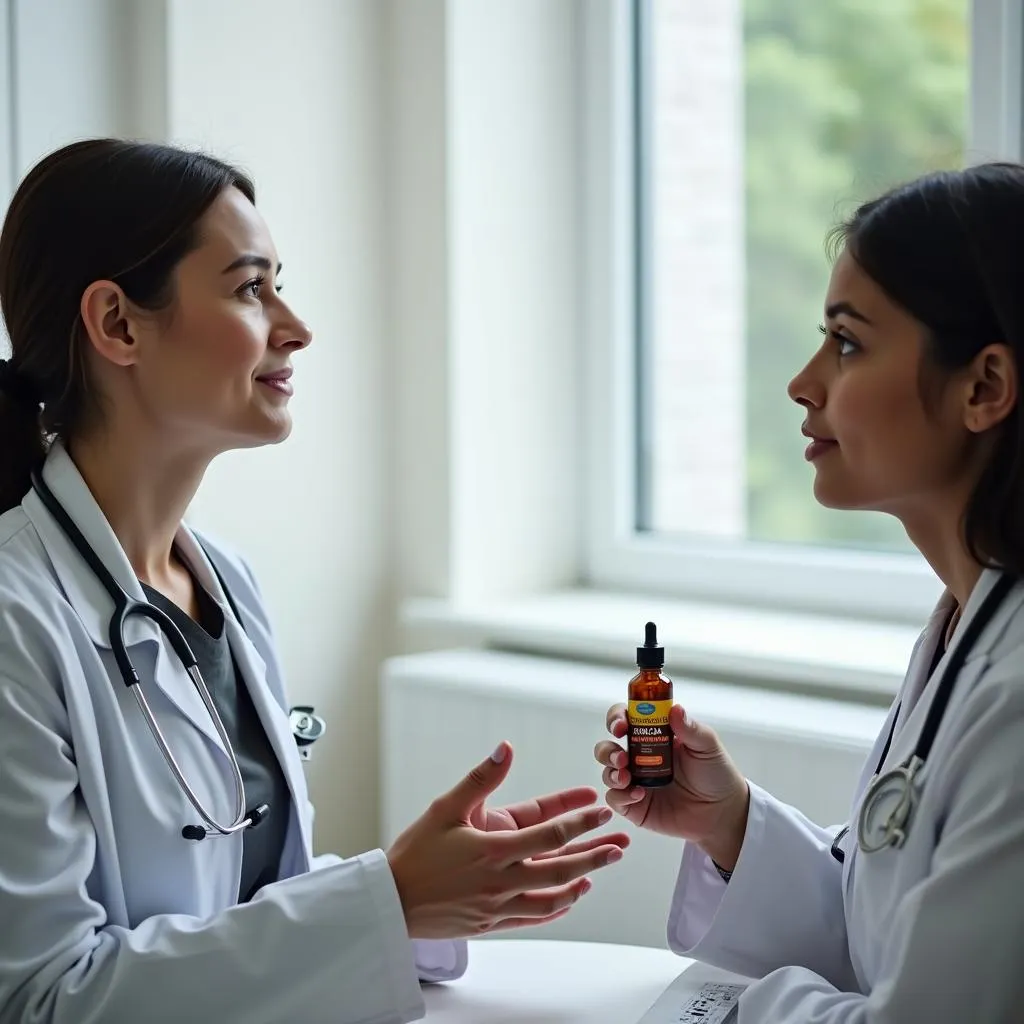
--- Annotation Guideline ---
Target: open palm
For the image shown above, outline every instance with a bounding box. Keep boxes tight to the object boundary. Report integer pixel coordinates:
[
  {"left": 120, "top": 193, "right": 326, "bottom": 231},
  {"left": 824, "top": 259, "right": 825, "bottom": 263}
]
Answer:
[{"left": 471, "top": 786, "right": 630, "bottom": 862}]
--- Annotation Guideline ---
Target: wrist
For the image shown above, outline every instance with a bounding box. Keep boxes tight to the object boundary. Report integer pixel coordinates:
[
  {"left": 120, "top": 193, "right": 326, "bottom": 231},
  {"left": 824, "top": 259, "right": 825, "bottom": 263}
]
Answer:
[
  {"left": 386, "top": 849, "right": 416, "bottom": 933},
  {"left": 699, "top": 783, "right": 750, "bottom": 873}
]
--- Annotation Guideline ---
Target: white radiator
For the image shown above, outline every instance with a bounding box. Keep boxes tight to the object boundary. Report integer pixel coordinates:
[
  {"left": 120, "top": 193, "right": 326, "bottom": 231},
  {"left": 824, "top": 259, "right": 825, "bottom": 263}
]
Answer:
[{"left": 380, "top": 648, "right": 887, "bottom": 949}]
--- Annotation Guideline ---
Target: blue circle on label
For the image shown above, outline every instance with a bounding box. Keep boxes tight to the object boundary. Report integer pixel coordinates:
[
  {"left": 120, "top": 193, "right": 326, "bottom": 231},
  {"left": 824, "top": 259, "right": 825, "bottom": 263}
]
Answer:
[{"left": 636, "top": 703, "right": 656, "bottom": 715}]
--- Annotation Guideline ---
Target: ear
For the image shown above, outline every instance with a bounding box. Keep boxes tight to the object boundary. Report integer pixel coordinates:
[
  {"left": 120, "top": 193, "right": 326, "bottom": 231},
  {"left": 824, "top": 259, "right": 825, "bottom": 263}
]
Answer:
[
  {"left": 79, "top": 281, "right": 145, "bottom": 368},
  {"left": 962, "top": 343, "right": 1018, "bottom": 434}
]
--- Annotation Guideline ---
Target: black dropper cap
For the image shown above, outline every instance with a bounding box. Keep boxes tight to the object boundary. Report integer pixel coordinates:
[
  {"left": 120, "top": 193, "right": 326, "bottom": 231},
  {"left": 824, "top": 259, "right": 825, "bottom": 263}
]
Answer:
[{"left": 636, "top": 621, "right": 664, "bottom": 669}]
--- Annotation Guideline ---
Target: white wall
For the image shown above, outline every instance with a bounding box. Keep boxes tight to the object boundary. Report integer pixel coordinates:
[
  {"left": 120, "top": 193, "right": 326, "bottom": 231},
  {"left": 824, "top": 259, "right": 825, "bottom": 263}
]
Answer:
[
  {"left": 389, "top": 0, "right": 582, "bottom": 610},
  {"left": 167, "top": 0, "right": 390, "bottom": 856},
  {"left": 9, "top": 0, "right": 164, "bottom": 176}
]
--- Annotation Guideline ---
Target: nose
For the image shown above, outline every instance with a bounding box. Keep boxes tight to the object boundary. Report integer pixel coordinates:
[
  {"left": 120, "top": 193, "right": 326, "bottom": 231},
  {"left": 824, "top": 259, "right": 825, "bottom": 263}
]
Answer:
[
  {"left": 270, "top": 301, "right": 313, "bottom": 352},
  {"left": 788, "top": 354, "right": 826, "bottom": 410}
]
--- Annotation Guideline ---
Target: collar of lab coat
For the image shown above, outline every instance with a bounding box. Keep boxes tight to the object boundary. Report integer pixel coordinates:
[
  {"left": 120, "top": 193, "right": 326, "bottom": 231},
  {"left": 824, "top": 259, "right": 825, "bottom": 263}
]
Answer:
[
  {"left": 22, "top": 443, "right": 273, "bottom": 759},
  {"left": 908, "top": 567, "right": 1022, "bottom": 705},
  {"left": 943, "top": 565, "right": 1018, "bottom": 655}
]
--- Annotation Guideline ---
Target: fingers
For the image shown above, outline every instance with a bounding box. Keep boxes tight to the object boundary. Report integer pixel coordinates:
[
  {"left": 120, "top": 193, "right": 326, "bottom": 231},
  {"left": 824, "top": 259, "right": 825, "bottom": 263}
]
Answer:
[
  {"left": 499, "top": 786, "right": 598, "bottom": 830},
  {"left": 604, "top": 784, "right": 649, "bottom": 820},
  {"left": 593, "top": 739, "right": 628, "bottom": 770},
  {"left": 516, "top": 841, "right": 623, "bottom": 890},
  {"left": 487, "top": 907, "right": 574, "bottom": 933},
  {"left": 669, "top": 703, "right": 686, "bottom": 741},
  {"left": 437, "top": 742, "right": 514, "bottom": 821},
  {"left": 601, "top": 764, "right": 632, "bottom": 790},
  {"left": 605, "top": 703, "right": 627, "bottom": 738},
  {"left": 675, "top": 707, "right": 721, "bottom": 754},
  {"left": 498, "top": 804, "right": 616, "bottom": 862},
  {"left": 492, "top": 877, "right": 593, "bottom": 927},
  {"left": 530, "top": 831, "right": 631, "bottom": 861}
]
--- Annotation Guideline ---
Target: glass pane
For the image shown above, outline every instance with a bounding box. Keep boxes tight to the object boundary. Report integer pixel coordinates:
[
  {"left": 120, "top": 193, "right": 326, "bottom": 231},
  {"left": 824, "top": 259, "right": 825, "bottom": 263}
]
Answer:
[{"left": 638, "top": 0, "right": 969, "bottom": 551}]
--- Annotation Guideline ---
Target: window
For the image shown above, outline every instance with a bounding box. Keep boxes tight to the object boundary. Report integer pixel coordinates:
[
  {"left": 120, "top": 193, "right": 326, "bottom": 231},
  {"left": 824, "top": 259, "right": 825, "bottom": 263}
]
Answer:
[{"left": 585, "top": 0, "right": 1023, "bottom": 622}]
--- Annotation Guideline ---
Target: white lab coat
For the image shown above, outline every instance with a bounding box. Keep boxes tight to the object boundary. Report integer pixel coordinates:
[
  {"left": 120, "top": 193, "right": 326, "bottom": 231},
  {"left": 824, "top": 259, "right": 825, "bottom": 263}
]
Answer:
[
  {"left": 667, "top": 569, "right": 1024, "bottom": 1021},
  {"left": 0, "top": 443, "right": 466, "bottom": 1024}
]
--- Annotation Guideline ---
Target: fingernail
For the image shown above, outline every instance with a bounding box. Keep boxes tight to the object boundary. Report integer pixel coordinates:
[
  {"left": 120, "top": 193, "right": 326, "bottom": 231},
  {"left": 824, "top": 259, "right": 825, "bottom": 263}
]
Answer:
[
  {"left": 598, "top": 807, "right": 613, "bottom": 824},
  {"left": 606, "top": 848, "right": 623, "bottom": 864},
  {"left": 580, "top": 879, "right": 592, "bottom": 896},
  {"left": 490, "top": 742, "right": 507, "bottom": 764}
]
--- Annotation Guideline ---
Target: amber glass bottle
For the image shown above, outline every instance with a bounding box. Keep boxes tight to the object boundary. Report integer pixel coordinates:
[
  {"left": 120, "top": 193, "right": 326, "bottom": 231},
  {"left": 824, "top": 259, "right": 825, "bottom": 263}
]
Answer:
[{"left": 627, "top": 621, "right": 674, "bottom": 787}]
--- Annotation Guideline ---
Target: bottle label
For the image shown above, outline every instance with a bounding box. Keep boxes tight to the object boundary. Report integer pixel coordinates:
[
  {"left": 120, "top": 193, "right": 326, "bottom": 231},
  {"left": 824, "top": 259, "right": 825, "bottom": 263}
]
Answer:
[{"left": 627, "top": 698, "right": 673, "bottom": 779}]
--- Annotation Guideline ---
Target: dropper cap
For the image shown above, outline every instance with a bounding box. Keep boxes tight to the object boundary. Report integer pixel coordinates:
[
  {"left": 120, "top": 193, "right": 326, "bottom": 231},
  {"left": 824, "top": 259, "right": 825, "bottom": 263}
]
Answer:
[{"left": 636, "top": 621, "right": 664, "bottom": 669}]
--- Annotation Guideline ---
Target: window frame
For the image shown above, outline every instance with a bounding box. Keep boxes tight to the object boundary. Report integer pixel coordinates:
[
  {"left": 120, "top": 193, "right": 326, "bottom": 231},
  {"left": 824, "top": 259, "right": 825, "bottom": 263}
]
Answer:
[
  {"left": 583, "top": 0, "right": 1024, "bottom": 625},
  {"left": 0, "top": 0, "right": 13, "bottom": 212}
]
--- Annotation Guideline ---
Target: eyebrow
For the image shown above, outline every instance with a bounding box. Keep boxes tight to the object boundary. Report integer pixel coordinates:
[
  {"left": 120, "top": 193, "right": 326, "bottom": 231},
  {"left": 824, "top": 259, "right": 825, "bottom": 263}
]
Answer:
[
  {"left": 825, "top": 301, "right": 873, "bottom": 326},
  {"left": 221, "top": 253, "right": 282, "bottom": 276}
]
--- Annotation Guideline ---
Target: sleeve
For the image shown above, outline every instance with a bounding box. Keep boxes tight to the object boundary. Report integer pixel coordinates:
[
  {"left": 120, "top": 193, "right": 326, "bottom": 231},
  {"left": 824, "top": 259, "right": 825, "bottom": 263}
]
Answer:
[
  {"left": 310, "top": 855, "right": 468, "bottom": 983},
  {"left": 666, "top": 783, "right": 858, "bottom": 990},
  {"left": 729, "top": 666, "right": 1024, "bottom": 1023},
  {"left": 0, "top": 672, "right": 428, "bottom": 1024}
]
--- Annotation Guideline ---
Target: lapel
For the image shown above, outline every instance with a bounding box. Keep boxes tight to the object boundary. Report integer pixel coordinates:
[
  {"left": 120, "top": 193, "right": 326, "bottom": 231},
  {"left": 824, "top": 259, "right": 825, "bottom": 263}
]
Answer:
[
  {"left": 931, "top": 567, "right": 1017, "bottom": 671},
  {"left": 175, "top": 528, "right": 313, "bottom": 860},
  {"left": 898, "top": 589, "right": 957, "bottom": 723},
  {"left": 23, "top": 443, "right": 226, "bottom": 753},
  {"left": 897, "top": 568, "right": 1020, "bottom": 736},
  {"left": 24, "top": 443, "right": 314, "bottom": 857}
]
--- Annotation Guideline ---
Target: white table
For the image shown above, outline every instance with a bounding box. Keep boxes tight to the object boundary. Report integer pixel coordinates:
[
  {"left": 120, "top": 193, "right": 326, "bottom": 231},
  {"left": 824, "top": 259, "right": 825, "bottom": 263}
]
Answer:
[{"left": 423, "top": 938, "right": 691, "bottom": 1023}]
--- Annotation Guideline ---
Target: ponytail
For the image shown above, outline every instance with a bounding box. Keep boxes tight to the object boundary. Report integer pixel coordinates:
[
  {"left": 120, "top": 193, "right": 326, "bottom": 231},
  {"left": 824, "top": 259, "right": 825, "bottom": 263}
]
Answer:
[{"left": 0, "top": 361, "right": 46, "bottom": 514}]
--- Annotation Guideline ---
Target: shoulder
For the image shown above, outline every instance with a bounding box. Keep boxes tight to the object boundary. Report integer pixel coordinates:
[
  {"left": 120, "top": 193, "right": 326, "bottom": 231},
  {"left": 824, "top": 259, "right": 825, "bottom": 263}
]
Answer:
[
  {"left": 0, "top": 506, "right": 86, "bottom": 711},
  {"left": 0, "top": 503, "right": 68, "bottom": 628},
  {"left": 942, "top": 583, "right": 1024, "bottom": 785},
  {"left": 985, "top": 575, "right": 1024, "bottom": 664}
]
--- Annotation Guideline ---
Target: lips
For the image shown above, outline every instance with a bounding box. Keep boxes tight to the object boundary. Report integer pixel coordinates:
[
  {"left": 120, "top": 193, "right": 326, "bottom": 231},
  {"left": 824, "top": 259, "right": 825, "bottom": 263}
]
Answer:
[
  {"left": 801, "top": 424, "right": 838, "bottom": 462},
  {"left": 255, "top": 366, "right": 294, "bottom": 397},
  {"left": 255, "top": 367, "right": 293, "bottom": 383}
]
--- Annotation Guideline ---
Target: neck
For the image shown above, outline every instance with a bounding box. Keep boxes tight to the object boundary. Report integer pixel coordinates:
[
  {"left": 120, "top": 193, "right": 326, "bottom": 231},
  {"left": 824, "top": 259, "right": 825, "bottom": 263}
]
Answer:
[
  {"left": 900, "top": 503, "right": 984, "bottom": 613},
  {"left": 67, "top": 428, "right": 210, "bottom": 586}
]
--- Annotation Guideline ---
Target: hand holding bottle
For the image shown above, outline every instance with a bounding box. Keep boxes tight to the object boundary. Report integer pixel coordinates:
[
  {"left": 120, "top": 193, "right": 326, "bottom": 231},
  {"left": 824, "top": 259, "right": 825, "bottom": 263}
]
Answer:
[{"left": 595, "top": 703, "right": 749, "bottom": 869}]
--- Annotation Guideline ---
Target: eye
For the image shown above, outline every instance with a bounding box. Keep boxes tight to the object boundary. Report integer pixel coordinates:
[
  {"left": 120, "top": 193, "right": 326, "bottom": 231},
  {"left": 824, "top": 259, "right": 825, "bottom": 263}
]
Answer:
[
  {"left": 818, "top": 323, "right": 860, "bottom": 357},
  {"left": 238, "top": 274, "right": 266, "bottom": 299}
]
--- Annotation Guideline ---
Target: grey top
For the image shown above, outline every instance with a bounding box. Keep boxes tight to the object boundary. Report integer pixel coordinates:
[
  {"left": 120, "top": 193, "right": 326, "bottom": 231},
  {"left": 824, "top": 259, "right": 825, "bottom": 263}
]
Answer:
[{"left": 141, "top": 567, "right": 291, "bottom": 902}]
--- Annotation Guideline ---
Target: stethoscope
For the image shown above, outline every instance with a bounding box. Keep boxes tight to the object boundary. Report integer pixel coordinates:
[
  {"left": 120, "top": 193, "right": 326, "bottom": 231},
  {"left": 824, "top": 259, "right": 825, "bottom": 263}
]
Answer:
[
  {"left": 831, "top": 571, "right": 1014, "bottom": 864},
  {"left": 30, "top": 470, "right": 326, "bottom": 843}
]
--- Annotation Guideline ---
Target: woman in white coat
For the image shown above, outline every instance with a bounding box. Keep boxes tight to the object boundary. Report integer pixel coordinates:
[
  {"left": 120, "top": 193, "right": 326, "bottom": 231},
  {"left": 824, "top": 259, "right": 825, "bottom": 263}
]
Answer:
[
  {"left": 0, "top": 139, "right": 629, "bottom": 1024},
  {"left": 596, "top": 162, "right": 1024, "bottom": 1021}
]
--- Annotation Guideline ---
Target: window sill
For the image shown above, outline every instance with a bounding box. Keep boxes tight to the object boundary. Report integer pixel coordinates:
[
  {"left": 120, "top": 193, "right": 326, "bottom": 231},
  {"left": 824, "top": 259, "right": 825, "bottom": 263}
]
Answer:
[{"left": 400, "top": 588, "right": 923, "bottom": 703}]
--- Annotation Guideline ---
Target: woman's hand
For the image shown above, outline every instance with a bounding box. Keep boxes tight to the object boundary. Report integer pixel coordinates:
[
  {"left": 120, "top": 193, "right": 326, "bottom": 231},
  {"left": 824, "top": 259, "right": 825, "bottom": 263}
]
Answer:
[
  {"left": 594, "top": 704, "right": 749, "bottom": 870},
  {"left": 386, "top": 742, "right": 630, "bottom": 939}
]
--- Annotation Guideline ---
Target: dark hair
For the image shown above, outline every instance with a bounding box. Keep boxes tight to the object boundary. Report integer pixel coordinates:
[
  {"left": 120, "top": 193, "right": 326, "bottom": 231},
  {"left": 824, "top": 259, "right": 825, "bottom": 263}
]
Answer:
[
  {"left": 0, "top": 138, "right": 254, "bottom": 514},
  {"left": 830, "top": 162, "right": 1024, "bottom": 576}
]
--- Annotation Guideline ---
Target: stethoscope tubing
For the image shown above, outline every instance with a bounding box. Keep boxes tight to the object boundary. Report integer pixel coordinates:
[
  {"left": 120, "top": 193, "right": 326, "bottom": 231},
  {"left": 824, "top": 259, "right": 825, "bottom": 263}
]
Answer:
[{"left": 30, "top": 469, "right": 258, "bottom": 841}]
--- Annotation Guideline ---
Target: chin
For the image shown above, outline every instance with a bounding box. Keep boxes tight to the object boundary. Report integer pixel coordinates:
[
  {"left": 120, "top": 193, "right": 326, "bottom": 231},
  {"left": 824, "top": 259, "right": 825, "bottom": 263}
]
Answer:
[
  {"left": 231, "top": 414, "right": 294, "bottom": 450},
  {"left": 811, "top": 477, "right": 878, "bottom": 512}
]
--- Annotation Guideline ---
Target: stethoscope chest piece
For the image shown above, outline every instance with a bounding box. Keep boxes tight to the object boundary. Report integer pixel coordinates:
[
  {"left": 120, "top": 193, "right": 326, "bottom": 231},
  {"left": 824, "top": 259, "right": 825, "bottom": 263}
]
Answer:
[
  {"left": 857, "top": 755, "right": 923, "bottom": 854},
  {"left": 289, "top": 706, "right": 326, "bottom": 761}
]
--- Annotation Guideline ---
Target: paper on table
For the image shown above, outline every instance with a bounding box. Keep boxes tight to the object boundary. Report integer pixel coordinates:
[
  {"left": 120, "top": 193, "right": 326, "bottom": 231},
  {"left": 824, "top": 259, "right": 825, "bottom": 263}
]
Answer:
[{"left": 633, "top": 960, "right": 752, "bottom": 1024}]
